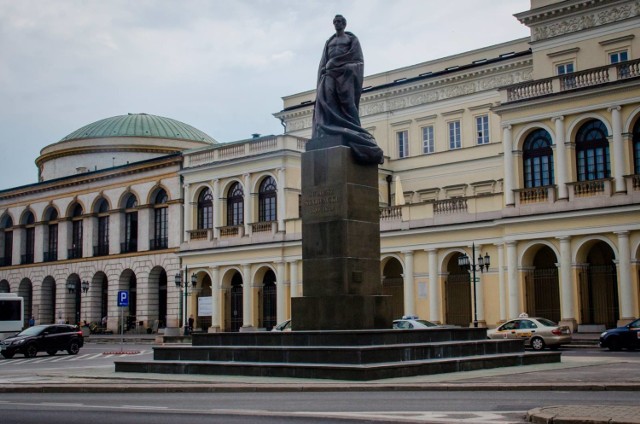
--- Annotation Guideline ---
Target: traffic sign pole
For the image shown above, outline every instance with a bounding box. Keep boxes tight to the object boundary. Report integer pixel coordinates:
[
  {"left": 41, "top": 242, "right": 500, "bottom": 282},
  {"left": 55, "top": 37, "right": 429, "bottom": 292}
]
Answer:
[{"left": 117, "top": 290, "right": 129, "bottom": 352}]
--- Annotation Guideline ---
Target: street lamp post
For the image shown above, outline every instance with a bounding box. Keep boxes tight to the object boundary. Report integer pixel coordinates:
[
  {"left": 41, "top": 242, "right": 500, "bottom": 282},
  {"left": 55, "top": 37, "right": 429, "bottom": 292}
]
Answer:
[
  {"left": 174, "top": 269, "right": 197, "bottom": 335},
  {"left": 66, "top": 280, "right": 89, "bottom": 325},
  {"left": 457, "top": 243, "right": 490, "bottom": 328}
]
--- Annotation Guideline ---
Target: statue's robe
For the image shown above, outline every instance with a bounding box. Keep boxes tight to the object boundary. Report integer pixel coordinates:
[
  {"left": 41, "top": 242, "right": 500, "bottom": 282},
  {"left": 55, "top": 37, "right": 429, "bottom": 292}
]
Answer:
[{"left": 312, "top": 31, "right": 384, "bottom": 165}]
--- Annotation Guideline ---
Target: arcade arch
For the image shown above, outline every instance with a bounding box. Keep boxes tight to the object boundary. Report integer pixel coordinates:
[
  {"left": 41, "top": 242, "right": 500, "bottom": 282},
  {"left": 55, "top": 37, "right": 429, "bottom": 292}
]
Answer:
[
  {"left": 381, "top": 257, "right": 404, "bottom": 320},
  {"left": 443, "top": 251, "right": 471, "bottom": 327}
]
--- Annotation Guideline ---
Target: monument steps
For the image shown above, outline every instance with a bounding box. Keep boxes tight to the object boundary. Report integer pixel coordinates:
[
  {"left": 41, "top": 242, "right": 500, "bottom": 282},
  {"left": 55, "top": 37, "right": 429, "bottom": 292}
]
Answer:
[
  {"left": 115, "top": 328, "right": 562, "bottom": 380},
  {"left": 152, "top": 340, "right": 525, "bottom": 364},
  {"left": 115, "top": 351, "right": 559, "bottom": 381}
]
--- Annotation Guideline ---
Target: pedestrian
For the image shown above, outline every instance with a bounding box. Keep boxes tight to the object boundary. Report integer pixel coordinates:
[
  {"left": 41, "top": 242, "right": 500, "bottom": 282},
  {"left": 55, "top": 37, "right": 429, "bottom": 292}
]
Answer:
[
  {"left": 28, "top": 316, "right": 35, "bottom": 327},
  {"left": 188, "top": 314, "right": 195, "bottom": 333}
]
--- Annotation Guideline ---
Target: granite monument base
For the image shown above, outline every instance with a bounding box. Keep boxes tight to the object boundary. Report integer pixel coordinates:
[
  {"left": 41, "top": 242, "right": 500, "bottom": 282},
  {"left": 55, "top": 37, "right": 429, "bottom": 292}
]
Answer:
[
  {"left": 291, "top": 295, "right": 392, "bottom": 331},
  {"left": 293, "top": 136, "right": 392, "bottom": 330}
]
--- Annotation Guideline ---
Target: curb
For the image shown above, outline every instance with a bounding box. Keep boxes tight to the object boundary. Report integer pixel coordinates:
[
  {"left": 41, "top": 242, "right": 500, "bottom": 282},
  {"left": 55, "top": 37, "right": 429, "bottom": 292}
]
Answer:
[
  {"left": 527, "top": 405, "right": 640, "bottom": 424},
  {"left": 2, "top": 382, "right": 640, "bottom": 394}
]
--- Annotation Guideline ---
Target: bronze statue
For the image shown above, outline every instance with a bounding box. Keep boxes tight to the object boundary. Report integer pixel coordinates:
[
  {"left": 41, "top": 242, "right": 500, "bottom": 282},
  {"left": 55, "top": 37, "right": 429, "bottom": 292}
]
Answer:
[{"left": 312, "top": 15, "right": 384, "bottom": 165}]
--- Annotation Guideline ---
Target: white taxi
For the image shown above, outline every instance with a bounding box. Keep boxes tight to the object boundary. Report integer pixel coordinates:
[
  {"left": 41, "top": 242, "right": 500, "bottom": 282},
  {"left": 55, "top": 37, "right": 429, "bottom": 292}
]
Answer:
[{"left": 487, "top": 314, "right": 572, "bottom": 350}]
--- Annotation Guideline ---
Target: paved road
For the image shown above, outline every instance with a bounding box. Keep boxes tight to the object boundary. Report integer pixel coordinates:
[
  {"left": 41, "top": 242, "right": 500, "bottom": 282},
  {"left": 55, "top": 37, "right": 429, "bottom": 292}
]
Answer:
[
  {"left": 2, "top": 390, "right": 638, "bottom": 423},
  {"left": 1, "top": 342, "right": 638, "bottom": 423}
]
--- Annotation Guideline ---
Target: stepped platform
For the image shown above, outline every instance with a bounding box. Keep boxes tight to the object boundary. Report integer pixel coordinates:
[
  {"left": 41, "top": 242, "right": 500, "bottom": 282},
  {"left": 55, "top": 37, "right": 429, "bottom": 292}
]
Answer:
[{"left": 115, "top": 327, "right": 561, "bottom": 381}]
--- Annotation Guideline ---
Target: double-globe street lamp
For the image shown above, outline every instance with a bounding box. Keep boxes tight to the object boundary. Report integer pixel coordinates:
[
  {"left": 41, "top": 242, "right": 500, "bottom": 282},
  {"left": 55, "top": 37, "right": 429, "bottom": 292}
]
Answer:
[
  {"left": 174, "top": 270, "right": 197, "bottom": 335},
  {"left": 66, "top": 280, "right": 89, "bottom": 325},
  {"left": 457, "top": 243, "right": 490, "bottom": 328}
]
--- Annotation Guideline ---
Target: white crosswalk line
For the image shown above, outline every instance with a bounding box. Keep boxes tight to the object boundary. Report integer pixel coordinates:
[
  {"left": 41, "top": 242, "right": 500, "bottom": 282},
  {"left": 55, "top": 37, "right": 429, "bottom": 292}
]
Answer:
[
  {"left": 49, "top": 355, "right": 73, "bottom": 362},
  {"left": 31, "top": 356, "right": 56, "bottom": 363},
  {"left": 67, "top": 354, "right": 91, "bottom": 361}
]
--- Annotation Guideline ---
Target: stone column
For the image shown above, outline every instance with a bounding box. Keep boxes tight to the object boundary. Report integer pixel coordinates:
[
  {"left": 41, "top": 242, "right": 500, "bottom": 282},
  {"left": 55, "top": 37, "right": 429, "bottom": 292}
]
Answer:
[
  {"left": 213, "top": 179, "right": 221, "bottom": 239},
  {"left": 506, "top": 241, "right": 519, "bottom": 318},
  {"left": 277, "top": 167, "right": 286, "bottom": 232},
  {"left": 167, "top": 203, "right": 182, "bottom": 248},
  {"left": 183, "top": 183, "right": 191, "bottom": 242},
  {"left": 58, "top": 220, "right": 70, "bottom": 261},
  {"left": 497, "top": 243, "right": 506, "bottom": 322},
  {"left": 553, "top": 116, "right": 569, "bottom": 200},
  {"left": 109, "top": 212, "right": 122, "bottom": 254},
  {"left": 83, "top": 216, "right": 95, "bottom": 258},
  {"left": 243, "top": 173, "right": 251, "bottom": 236},
  {"left": 502, "top": 125, "right": 515, "bottom": 206},
  {"left": 289, "top": 260, "right": 299, "bottom": 298},
  {"left": 34, "top": 223, "right": 44, "bottom": 263},
  {"left": 209, "top": 266, "right": 221, "bottom": 332},
  {"left": 276, "top": 261, "right": 286, "bottom": 324},
  {"left": 609, "top": 106, "right": 626, "bottom": 193},
  {"left": 427, "top": 249, "right": 440, "bottom": 323},
  {"left": 241, "top": 263, "right": 253, "bottom": 329},
  {"left": 615, "top": 231, "right": 634, "bottom": 321},
  {"left": 557, "top": 236, "right": 576, "bottom": 330},
  {"left": 403, "top": 250, "right": 415, "bottom": 317},
  {"left": 137, "top": 207, "right": 151, "bottom": 252}
]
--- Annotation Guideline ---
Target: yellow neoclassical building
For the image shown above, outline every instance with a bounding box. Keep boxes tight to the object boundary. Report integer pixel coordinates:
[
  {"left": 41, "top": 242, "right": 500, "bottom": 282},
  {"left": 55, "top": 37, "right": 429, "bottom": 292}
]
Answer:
[{"left": 181, "top": 0, "right": 640, "bottom": 333}]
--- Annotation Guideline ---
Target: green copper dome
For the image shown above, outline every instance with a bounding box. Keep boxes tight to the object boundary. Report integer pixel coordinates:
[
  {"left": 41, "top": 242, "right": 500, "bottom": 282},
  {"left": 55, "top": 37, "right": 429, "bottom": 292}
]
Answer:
[{"left": 59, "top": 113, "right": 216, "bottom": 144}]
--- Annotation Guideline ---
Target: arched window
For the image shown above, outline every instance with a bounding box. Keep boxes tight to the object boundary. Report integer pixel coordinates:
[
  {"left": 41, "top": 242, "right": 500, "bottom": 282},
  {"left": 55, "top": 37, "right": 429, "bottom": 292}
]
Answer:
[
  {"left": 69, "top": 204, "right": 83, "bottom": 259},
  {"left": 226, "top": 182, "right": 244, "bottom": 226},
  {"left": 21, "top": 211, "right": 35, "bottom": 264},
  {"left": 152, "top": 189, "right": 168, "bottom": 250},
  {"left": 576, "top": 120, "right": 610, "bottom": 181},
  {"left": 258, "top": 177, "right": 277, "bottom": 222},
  {"left": 94, "top": 198, "right": 109, "bottom": 256},
  {"left": 0, "top": 215, "right": 13, "bottom": 267},
  {"left": 633, "top": 119, "right": 640, "bottom": 175},
  {"left": 44, "top": 208, "right": 58, "bottom": 262},
  {"left": 123, "top": 194, "right": 138, "bottom": 253},
  {"left": 197, "top": 188, "right": 213, "bottom": 229},
  {"left": 523, "top": 129, "right": 554, "bottom": 188}
]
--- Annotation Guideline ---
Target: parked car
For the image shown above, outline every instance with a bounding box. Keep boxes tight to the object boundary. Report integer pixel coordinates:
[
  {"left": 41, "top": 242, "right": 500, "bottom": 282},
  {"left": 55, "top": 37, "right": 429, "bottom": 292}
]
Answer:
[
  {"left": 271, "top": 319, "right": 292, "bottom": 332},
  {"left": 487, "top": 315, "right": 571, "bottom": 350},
  {"left": 0, "top": 324, "right": 84, "bottom": 359},
  {"left": 599, "top": 318, "right": 640, "bottom": 351},
  {"left": 393, "top": 316, "right": 440, "bottom": 330}
]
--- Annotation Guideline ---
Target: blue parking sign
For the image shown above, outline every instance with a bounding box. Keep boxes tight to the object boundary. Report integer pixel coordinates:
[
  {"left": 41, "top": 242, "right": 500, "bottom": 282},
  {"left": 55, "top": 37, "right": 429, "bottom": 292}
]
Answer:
[{"left": 117, "top": 290, "right": 129, "bottom": 307}]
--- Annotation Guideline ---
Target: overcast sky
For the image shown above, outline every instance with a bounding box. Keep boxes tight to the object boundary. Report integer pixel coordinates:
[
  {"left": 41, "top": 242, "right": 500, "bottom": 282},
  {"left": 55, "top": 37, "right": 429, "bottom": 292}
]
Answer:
[{"left": 0, "top": 0, "right": 530, "bottom": 190}]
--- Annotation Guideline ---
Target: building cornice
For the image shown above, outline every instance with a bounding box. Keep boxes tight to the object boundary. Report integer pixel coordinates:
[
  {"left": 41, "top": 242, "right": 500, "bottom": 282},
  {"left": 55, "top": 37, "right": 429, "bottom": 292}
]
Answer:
[
  {"left": 516, "top": 0, "right": 640, "bottom": 42},
  {"left": 0, "top": 154, "right": 182, "bottom": 201}
]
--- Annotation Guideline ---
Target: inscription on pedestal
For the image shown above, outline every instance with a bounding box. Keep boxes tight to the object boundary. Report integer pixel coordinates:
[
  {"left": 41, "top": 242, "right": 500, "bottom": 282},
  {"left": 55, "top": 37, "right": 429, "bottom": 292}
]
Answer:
[{"left": 302, "top": 189, "right": 338, "bottom": 217}]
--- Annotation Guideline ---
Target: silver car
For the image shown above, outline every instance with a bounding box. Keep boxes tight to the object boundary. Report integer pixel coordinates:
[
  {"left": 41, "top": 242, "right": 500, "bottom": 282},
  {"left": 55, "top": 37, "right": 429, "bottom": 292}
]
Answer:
[
  {"left": 487, "top": 316, "right": 572, "bottom": 350},
  {"left": 392, "top": 318, "right": 439, "bottom": 329}
]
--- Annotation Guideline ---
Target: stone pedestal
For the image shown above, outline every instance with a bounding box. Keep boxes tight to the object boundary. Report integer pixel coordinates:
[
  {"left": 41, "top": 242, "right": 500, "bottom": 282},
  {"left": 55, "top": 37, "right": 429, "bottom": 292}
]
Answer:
[{"left": 291, "top": 136, "right": 392, "bottom": 330}]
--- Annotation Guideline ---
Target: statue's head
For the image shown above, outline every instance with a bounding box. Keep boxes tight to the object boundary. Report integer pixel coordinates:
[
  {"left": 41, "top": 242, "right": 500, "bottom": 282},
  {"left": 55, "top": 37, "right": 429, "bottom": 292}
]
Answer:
[{"left": 333, "top": 14, "right": 347, "bottom": 30}]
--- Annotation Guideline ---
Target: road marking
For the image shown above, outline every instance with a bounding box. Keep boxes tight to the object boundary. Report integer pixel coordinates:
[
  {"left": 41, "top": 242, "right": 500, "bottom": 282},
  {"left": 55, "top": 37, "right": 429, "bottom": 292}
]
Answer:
[
  {"left": 31, "top": 357, "right": 56, "bottom": 363},
  {"left": 40, "top": 402, "right": 85, "bottom": 407},
  {"left": 67, "top": 354, "right": 92, "bottom": 361},
  {"left": 121, "top": 405, "right": 169, "bottom": 410}
]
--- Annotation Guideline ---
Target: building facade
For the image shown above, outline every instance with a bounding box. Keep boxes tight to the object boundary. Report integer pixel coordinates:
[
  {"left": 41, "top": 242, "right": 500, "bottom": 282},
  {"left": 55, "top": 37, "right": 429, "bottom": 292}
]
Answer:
[{"left": 0, "top": 113, "right": 215, "bottom": 332}]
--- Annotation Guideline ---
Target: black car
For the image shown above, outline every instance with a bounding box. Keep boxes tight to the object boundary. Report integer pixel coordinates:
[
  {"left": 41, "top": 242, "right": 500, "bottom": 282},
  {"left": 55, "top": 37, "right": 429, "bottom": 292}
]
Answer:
[
  {"left": 599, "top": 318, "right": 640, "bottom": 351},
  {"left": 0, "top": 324, "right": 84, "bottom": 359}
]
